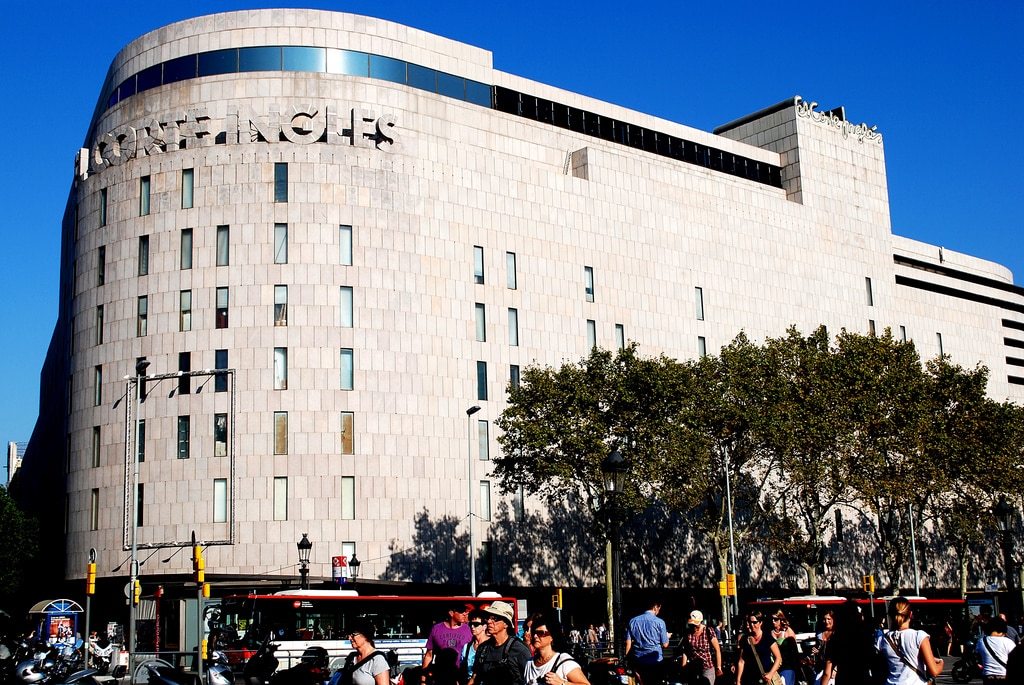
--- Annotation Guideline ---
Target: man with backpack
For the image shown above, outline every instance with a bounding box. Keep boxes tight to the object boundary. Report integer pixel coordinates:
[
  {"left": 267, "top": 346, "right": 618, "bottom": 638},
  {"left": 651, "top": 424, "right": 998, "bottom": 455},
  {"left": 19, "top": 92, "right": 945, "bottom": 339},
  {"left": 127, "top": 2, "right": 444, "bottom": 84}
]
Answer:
[{"left": 469, "top": 601, "right": 531, "bottom": 685}]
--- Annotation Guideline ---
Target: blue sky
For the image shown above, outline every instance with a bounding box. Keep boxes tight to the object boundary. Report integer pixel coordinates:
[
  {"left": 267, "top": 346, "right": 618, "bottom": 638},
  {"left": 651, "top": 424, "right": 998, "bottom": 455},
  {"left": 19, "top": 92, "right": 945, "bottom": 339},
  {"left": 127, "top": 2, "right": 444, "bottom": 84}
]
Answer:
[{"left": 1, "top": 0, "right": 1021, "bottom": 463}]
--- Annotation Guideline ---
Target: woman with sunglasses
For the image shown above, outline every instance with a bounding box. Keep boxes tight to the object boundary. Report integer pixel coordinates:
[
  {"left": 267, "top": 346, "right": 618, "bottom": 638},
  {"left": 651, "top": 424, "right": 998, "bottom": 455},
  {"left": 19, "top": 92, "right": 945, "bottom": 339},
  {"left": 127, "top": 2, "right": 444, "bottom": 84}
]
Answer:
[
  {"left": 736, "top": 612, "right": 782, "bottom": 684},
  {"left": 770, "top": 611, "right": 799, "bottom": 685},
  {"left": 459, "top": 610, "right": 492, "bottom": 685},
  {"left": 524, "top": 614, "right": 590, "bottom": 685},
  {"left": 347, "top": 621, "right": 391, "bottom": 685}
]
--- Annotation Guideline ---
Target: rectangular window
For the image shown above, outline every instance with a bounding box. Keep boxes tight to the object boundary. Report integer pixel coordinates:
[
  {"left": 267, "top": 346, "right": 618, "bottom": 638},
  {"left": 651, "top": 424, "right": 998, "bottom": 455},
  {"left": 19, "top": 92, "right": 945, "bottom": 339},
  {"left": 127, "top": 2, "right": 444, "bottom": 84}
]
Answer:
[
  {"left": 474, "top": 245, "right": 485, "bottom": 284},
  {"left": 137, "top": 296, "right": 148, "bottom": 336},
  {"left": 90, "top": 489, "right": 99, "bottom": 530},
  {"left": 93, "top": 365, "right": 102, "bottom": 406},
  {"left": 341, "top": 411, "right": 355, "bottom": 454},
  {"left": 177, "top": 416, "right": 191, "bottom": 459},
  {"left": 274, "top": 347, "right": 288, "bottom": 390},
  {"left": 340, "top": 348, "right": 354, "bottom": 390},
  {"left": 508, "top": 308, "right": 519, "bottom": 346},
  {"left": 216, "top": 287, "right": 229, "bottom": 328},
  {"left": 510, "top": 365, "right": 520, "bottom": 391},
  {"left": 698, "top": 336, "right": 707, "bottom": 358},
  {"left": 341, "top": 476, "right": 355, "bottom": 519},
  {"left": 584, "top": 266, "right": 595, "bottom": 302},
  {"left": 477, "top": 361, "right": 488, "bottom": 401},
  {"left": 900, "top": 325, "right": 908, "bottom": 342},
  {"left": 615, "top": 324, "right": 625, "bottom": 351},
  {"left": 91, "top": 426, "right": 101, "bottom": 468},
  {"left": 340, "top": 225, "right": 353, "bottom": 265},
  {"left": 868, "top": 320, "right": 876, "bottom": 336},
  {"left": 587, "top": 320, "right": 597, "bottom": 349},
  {"left": 506, "top": 251, "right": 517, "bottom": 289},
  {"left": 140, "top": 175, "right": 151, "bottom": 216},
  {"left": 866, "top": 277, "right": 874, "bottom": 306},
  {"left": 214, "top": 413, "right": 228, "bottom": 457},
  {"left": 213, "top": 479, "right": 227, "bottom": 523},
  {"left": 937, "top": 332, "right": 944, "bottom": 356},
  {"left": 137, "top": 483, "right": 144, "bottom": 527},
  {"left": 273, "top": 477, "right": 288, "bottom": 521},
  {"left": 274, "top": 223, "right": 288, "bottom": 264},
  {"left": 478, "top": 419, "right": 489, "bottom": 460},
  {"left": 274, "top": 411, "right": 288, "bottom": 454},
  {"left": 182, "top": 168, "right": 194, "bottom": 209},
  {"left": 695, "top": 286, "right": 705, "bottom": 320},
  {"left": 216, "top": 225, "right": 230, "bottom": 265},
  {"left": 340, "top": 286, "right": 353, "bottom": 327},
  {"left": 480, "top": 481, "right": 492, "bottom": 521},
  {"left": 180, "top": 290, "right": 192, "bottom": 331},
  {"left": 514, "top": 485, "right": 524, "bottom": 522},
  {"left": 215, "top": 349, "right": 228, "bottom": 392},
  {"left": 475, "top": 303, "right": 487, "bottom": 342},
  {"left": 178, "top": 352, "right": 191, "bottom": 395},
  {"left": 97, "top": 246, "right": 105, "bottom": 285},
  {"left": 137, "top": 419, "right": 146, "bottom": 463},
  {"left": 95, "top": 306, "right": 104, "bottom": 345},
  {"left": 274, "top": 162, "right": 288, "bottom": 202},
  {"left": 99, "top": 188, "right": 107, "bottom": 227},
  {"left": 274, "top": 285, "right": 288, "bottom": 326},
  {"left": 181, "top": 228, "right": 193, "bottom": 269},
  {"left": 138, "top": 235, "right": 149, "bottom": 276}
]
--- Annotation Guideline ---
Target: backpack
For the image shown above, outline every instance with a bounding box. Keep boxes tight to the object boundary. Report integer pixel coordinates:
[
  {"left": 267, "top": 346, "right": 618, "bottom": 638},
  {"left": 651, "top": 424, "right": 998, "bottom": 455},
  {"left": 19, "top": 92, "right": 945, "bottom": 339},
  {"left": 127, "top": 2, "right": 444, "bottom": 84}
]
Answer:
[{"left": 476, "top": 637, "right": 525, "bottom": 685}]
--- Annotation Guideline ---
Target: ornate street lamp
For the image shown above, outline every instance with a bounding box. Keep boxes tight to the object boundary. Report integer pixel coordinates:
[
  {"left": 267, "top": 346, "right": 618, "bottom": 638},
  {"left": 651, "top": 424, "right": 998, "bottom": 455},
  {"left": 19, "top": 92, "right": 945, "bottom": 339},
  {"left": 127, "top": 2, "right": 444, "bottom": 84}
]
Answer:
[
  {"left": 601, "top": 447, "right": 627, "bottom": 657},
  {"left": 297, "top": 533, "right": 313, "bottom": 589},
  {"left": 993, "top": 496, "right": 1018, "bottom": 615},
  {"left": 349, "top": 553, "right": 361, "bottom": 588}
]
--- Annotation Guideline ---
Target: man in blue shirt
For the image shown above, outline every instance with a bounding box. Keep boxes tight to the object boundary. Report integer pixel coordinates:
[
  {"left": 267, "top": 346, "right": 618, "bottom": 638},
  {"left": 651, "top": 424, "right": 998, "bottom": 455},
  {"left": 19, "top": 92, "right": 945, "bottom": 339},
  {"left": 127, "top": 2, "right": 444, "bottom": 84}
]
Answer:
[{"left": 625, "top": 600, "right": 670, "bottom": 685}]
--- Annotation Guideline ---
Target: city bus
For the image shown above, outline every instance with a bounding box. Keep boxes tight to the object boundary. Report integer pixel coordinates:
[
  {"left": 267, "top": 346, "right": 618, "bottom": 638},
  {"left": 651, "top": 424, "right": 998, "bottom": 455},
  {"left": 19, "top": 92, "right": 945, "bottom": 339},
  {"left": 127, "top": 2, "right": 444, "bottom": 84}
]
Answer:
[{"left": 218, "top": 590, "right": 517, "bottom": 672}]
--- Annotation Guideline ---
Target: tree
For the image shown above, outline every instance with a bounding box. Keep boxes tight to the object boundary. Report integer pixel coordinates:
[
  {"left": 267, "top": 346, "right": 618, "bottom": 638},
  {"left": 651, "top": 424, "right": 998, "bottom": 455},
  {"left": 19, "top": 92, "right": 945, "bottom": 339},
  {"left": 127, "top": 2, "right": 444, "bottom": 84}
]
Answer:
[{"left": 0, "top": 485, "right": 39, "bottom": 610}]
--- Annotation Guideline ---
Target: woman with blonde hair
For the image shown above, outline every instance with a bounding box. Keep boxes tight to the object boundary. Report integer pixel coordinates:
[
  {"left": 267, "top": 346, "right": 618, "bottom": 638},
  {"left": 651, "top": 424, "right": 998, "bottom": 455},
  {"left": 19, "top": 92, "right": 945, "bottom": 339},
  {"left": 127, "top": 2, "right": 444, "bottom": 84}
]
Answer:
[
  {"left": 877, "top": 597, "right": 944, "bottom": 684},
  {"left": 771, "top": 611, "right": 799, "bottom": 685}
]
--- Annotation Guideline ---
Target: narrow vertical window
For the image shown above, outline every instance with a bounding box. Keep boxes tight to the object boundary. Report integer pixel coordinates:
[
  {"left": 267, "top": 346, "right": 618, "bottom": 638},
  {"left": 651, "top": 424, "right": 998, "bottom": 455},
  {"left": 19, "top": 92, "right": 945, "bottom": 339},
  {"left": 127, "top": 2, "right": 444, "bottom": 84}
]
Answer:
[
  {"left": 477, "top": 361, "right": 488, "bottom": 401},
  {"left": 213, "top": 479, "right": 227, "bottom": 523},
  {"left": 274, "top": 223, "right": 288, "bottom": 264},
  {"left": 508, "top": 308, "right": 519, "bottom": 346},
  {"left": 91, "top": 426, "right": 101, "bottom": 468},
  {"left": 506, "top": 251, "right": 517, "bottom": 289},
  {"left": 93, "top": 365, "right": 102, "bottom": 406},
  {"left": 137, "top": 483, "right": 144, "bottom": 526},
  {"left": 341, "top": 476, "right": 356, "bottom": 520},
  {"left": 139, "top": 175, "right": 150, "bottom": 216},
  {"left": 695, "top": 286, "right": 705, "bottom": 320},
  {"left": 473, "top": 246, "right": 485, "bottom": 284},
  {"left": 274, "top": 162, "right": 288, "bottom": 202},
  {"left": 698, "top": 336, "right": 707, "bottom": 358},
  {"left": 181, "top": 228, "right": 193, "bottom": 269},
  {"left": 274, "top": 347, "right": 288, "bottom": 390},
  {"left": 216, "top": 225, "right": 230, "bottom": 265},
  {"left": 97, "top": 246, "right": 106, "bottom": 285},
  {"left": 340, "top": 348, "right": 354, "bottom": 390},
  {"left": 178, "top": 352, "right": 191, "bottom": 395},
  {"left": 478, "top": 419, "right": 489, "bottom": 460},
  {"left": 900, "top": 325, "right": 907, "bottom": 342},
  {"left": 95, "top": 306, "right": 104, "bottom": 345},
  {"left": 587, "top": 320, "right": 597, "bottom": 349},
  {"left": 274, "top": 411, "right": 288, "bottom": 454},
  {"left": 475, "top": 303, "right": 487, "bottom": 341},
  {"left": 177, "top": 416, "right": 191, "bottom": 459},
  {"left": 216, "top": 287, "right": 229, "bottom": 328},
  {"left": 137, "top": 419, "right": 146, "bottom": 463},
  {"left": 584, "top": 266, "right": 595, "bottom": 302},
  {"left": 615, "top": 324, "right": 625, "bottom": 351},
  {"left": 341, "top": 411, "right": 355, "bottom": 454},
  {"left": 215, "top": 349, "right": 228, "bottom": 392},
  {"left": 214, "top": 413, "right": 228, "bottom": 457},
  {"left": 273, "top": 477, "right": 288, "bottom": 521},
  {"left": 514, "top": 485, "right": 525, "bottom": 522},
  {"left": 868, "top": 320, "right": 876, "bottom": 336},
  {"left": 90, "top": 489, "right": 99, "bottom": 531},
  {"left": 137, "top": 296, "right": 148, "bottom": 336},
  {"left": 937, "top": 332, "right": 944, "bottom": 356},
  {"left": 274, "top": 285, "right": 288, "bottom": 326},
  {"left": 340, "top": 225, "right": 353, "bottom": 265},
  {"left": 179, "top": 290, "right": 192, "bottom": 331},
  {"left": 99, "top": 188, "right": 107, "bottom": 227},
  {"left": 340, "top": 286, "right": 353, "bottom": 327},
  {"left": 480, "top": 481, "right": 492, "bottom": 521},
  {"left": 509, "top": 365, "right": 520, "bottom": 391},
  {"left": 182, "top": 168, "right": 194, "bottom": 209},
  {"left": 138, "top": 235, "right": 149, "bottom": 276},
  {"left": 866, "top": 277, "right": 874, "bottom": 306}
]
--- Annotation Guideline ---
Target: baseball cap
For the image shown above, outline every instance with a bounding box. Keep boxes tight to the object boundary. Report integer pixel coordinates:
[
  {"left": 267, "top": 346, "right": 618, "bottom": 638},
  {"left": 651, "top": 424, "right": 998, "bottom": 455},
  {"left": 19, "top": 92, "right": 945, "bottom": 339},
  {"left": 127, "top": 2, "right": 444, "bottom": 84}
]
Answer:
[
  {"left": 688, "top": 610, "right": 704, "bottom": 625},
  {"left": 483, "top": 600, "right": 515, "bottom": 625}
]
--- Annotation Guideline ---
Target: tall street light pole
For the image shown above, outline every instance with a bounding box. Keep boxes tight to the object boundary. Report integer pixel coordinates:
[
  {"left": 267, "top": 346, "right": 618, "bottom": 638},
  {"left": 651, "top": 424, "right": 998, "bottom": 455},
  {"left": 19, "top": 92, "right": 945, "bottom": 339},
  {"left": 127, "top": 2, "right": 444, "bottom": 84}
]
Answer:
[
  {"left": 993, "top": 497, "right": 1017, "bottom": 614},
  {"left": 601, "top": 447, "right": 627, "bottom": 658},
  {"left": 466, "top": 406, "right": 481, "bottom": 596},
  {"left": 128, "top": 358, "right": 150, "bottom": 669}
]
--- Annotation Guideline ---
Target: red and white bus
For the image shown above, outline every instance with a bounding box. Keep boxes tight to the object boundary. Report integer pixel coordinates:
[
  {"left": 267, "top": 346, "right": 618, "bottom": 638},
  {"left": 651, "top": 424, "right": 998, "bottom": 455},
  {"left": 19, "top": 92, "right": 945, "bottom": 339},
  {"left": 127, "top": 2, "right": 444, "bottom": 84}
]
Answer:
[{"left": 218, "top": 590, "right": 518, "bottom": 671}]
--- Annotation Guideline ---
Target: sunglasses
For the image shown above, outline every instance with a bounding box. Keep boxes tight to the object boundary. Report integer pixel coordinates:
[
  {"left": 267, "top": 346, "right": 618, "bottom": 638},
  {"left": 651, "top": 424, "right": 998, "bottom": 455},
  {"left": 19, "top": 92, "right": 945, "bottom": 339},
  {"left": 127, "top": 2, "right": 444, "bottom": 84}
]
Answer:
[
  {"left": 746, "top": 619, "right": 760, "bottom": 624},
  {"left": 772, "top": 618, "right": 781, "bottom": 622},
  {"left": 532, "top": 629, "right": 551, "bottom": 638},
  {"left": 470, "top": 622, "right": 485, "bottom": 627}
]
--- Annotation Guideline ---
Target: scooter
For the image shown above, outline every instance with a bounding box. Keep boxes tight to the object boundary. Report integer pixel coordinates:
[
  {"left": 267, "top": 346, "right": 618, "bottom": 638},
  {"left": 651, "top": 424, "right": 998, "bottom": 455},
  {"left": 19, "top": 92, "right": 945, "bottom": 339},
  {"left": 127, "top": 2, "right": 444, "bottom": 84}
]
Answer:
[
  {"left": 243, "top": 636, "right": 280, "bottom": 685},
  {"left": 269, "top": 646, "right": 330, "bottom": 685},
  {"left": 951, "top": 639, "right": 982, "bottom": 683},
  {"left": 207, "top": 649, "right": 234, "bottom": 685}
]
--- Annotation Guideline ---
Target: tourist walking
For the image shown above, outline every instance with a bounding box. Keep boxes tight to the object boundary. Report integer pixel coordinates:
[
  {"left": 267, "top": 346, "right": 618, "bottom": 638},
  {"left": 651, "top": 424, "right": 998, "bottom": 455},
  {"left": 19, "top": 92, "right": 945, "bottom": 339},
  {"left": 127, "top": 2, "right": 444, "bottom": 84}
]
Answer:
[
  {"left": 977, "top": 616, "right": 1016, "bottom": 685},
  {"left": 469, "top": 601, "right": 532, "bottom": 685},
  {"left": 876, "top": 597, "right": 944, "bottom": 685},
  {"left": 459, "top": 609, "right": 491, "bottom": 685},
  {"left": 680, "top": 610, "right": 723, "bottom": 684},
  {"left": 735, "top": 611, "right": 782, "bottom": 685},
  {"left": 524, "top": 614, "right": 590, "bottom": 685},
  {"left": 625, "top": 600, "right": 670, "bottom": 685},
  {"left": 424, "top": 602, "right": 474, "bottom": 669},
  {"left": 770, "top": 611, "right": 799, "bottom": 685}
]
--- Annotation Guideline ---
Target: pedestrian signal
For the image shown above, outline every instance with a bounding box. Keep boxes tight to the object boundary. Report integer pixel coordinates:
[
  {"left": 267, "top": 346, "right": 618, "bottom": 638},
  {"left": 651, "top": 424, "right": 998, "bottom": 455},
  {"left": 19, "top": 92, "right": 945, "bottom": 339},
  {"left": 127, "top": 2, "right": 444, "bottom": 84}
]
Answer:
[
  {"left": 862, "top": 575, "right": 875, "bottom": 593},
  {"left": 133, "top": 579, "right": 141, "bottom": 605},
  {"left": 86, "top": 562, "right": 96, "bottom": 595},
  {"left": 193, "top": 545, "right": 205, "bottom": 583},
  {"left": 551, "top": 589, "right": 563, "bottom": 609},
  {"left": 727, "top": 574, "right": 737, "bottom": 596}
]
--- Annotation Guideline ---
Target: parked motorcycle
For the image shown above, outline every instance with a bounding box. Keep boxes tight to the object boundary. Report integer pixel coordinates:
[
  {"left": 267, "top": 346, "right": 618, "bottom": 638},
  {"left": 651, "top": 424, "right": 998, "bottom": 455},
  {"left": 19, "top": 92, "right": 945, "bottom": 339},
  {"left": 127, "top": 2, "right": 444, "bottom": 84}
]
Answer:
[
  {"left": 269, "top": 646, "right": 330, "bottom": 685},
  {"left": 583, "top": 656, "right": 636, "bottom": 685},
  {"left": 207, "top": 649, "right": 234, "bottom": 685},
  {"left": 951, "top": 639, "right": 982, "bottom": 683},
  {"left": 243, "top": 637, "right": 281, "bottom": 685}
]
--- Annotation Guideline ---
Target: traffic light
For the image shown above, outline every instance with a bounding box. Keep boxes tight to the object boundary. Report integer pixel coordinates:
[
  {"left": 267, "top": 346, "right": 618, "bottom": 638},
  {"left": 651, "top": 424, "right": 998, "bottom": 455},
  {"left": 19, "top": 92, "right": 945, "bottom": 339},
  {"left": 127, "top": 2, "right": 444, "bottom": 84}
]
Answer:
[
  {"left": 86, "top": 562, "right": 96, "bottom": 595},
  {"left": 551, "top": 589, "right": 563, "bottom": 609},
  {"left": 133, "top": 579, "right": 142, "bottom": 605},
  {"left": 718, "top": 580, "right": 728, "bottom": 597},
  {"left": 202, "top": 583, "right": 211, "bottom": 598},
  {"left": 862, "top": 575, "right": 875, "bottom": 593},
  {"left": 193, "top": 545, "right": 205, "bottom": 583},
  {"left": 726, "top": 574, "right": 737, "bottom": 596}
]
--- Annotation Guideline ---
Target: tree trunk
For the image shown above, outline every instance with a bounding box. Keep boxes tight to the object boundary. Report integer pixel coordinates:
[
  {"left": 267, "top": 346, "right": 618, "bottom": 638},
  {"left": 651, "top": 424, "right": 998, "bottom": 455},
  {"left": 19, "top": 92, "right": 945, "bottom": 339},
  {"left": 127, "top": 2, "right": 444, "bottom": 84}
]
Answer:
[
  {"left": 805, "top": 564, "right": 818, "bottom": 595},
  {"left": 959, "top": 554, "right": 969, "bottom": 599}
]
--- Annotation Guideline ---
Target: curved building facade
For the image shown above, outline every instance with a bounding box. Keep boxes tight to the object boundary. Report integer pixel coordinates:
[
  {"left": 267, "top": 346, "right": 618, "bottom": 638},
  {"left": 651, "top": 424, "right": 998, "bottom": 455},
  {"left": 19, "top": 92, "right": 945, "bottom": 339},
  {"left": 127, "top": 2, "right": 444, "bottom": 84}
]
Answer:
[{"left": 18, "top": 9, "right": 1024, "bottom": 594}]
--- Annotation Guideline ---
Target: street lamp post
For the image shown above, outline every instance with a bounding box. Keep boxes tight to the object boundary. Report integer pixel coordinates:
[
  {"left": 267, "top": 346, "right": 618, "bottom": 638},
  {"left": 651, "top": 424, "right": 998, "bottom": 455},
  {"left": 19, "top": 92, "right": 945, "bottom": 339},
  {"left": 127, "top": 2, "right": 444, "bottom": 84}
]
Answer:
[
  {"left": 993, "top": 497, "right": 1017, "bottom": 613},
  {"left": 349, "top": 553, "right": 361, "bottom": 588},
  {"left": 466, "top": 405, "right": 481, "bottom": 596},
  {"left": 601, "top": 447, "right": 627, "bottom": 658},
  {"left": 128, "top": 358, "right": 150, "bottom": 668},
  {"left": 297, "top": 533, "right": 313, "bottom": 589}
]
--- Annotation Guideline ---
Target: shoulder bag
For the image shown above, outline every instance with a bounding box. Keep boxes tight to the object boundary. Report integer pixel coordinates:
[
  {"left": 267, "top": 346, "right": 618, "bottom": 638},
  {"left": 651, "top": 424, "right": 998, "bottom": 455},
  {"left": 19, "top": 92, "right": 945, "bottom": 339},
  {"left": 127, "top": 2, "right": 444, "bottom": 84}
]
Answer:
[
  {"left": 748, "top": 637, "right": 783, "bottom": 685},
  {"left": 883, "top": 631, "right": 935, "bottom": 685}
]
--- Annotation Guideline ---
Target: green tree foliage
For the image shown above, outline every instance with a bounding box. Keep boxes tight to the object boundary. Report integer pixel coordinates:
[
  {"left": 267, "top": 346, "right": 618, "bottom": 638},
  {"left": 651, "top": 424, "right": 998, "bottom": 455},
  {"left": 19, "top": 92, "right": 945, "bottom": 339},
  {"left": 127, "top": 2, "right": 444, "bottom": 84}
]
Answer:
[{"left": 0, "top": 485, "right": 39, "bottom": 609}]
